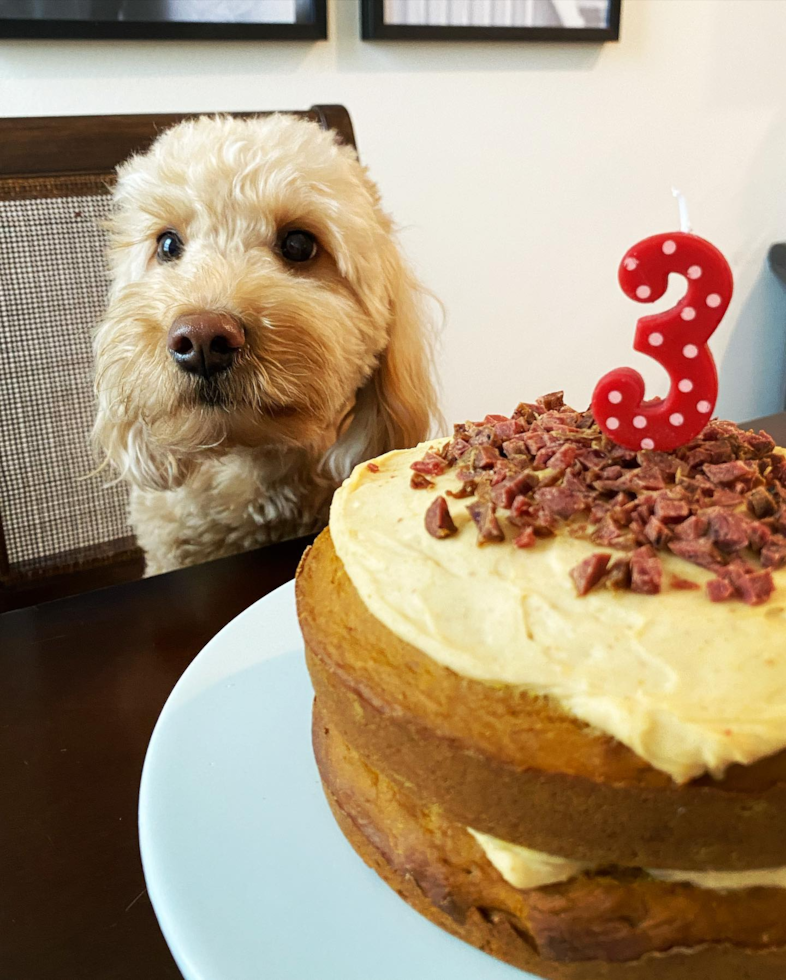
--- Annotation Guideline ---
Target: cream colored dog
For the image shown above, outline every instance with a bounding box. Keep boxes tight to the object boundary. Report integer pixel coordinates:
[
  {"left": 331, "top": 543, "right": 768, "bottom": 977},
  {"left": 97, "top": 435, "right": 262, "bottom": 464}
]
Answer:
[{"left": 93, "top": 114, "right": 438, "bottom": 574}]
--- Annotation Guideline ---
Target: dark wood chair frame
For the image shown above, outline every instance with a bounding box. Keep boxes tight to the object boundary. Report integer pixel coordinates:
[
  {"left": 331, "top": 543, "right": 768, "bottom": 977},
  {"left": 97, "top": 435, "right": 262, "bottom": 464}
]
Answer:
[{"left": 0, "top": 105, "right": 356, "bottom": 178}]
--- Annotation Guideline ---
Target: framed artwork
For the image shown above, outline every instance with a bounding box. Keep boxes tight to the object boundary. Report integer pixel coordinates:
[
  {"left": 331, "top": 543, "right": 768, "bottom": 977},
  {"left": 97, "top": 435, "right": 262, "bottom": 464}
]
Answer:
[
  {"left": 0, "top": 0, "right": 328, "bottom": 40},
  {"left": 362, "top": 0, "right": 621, "bottom": 41}
]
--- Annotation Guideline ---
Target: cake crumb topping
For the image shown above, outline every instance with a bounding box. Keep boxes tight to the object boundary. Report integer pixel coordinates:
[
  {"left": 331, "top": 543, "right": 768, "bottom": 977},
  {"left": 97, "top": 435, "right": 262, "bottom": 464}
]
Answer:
[
  {"left": 417, "top": 392, "right": 785, "bottom": 604},
  {"left": 424, "top": 495, "right": 458, "bottom": 539}
]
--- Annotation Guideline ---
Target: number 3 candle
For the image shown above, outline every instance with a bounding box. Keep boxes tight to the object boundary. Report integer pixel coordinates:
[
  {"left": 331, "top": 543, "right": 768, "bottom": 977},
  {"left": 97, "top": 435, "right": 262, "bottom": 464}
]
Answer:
[{"left": 591, "top": 194, "right": 733, "bottom": 452}]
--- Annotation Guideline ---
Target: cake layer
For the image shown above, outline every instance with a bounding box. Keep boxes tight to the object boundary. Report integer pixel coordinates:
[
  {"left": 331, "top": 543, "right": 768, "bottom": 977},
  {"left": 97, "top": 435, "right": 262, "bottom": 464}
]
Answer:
[
  {"left": 329, "top": 440, "right": 786, "bottom": 783},
  {"left": 313, "top": 700, "right": 786, "bottom": 977},
  {"left": 297, "top": 530, "right": 786, "bottom": 869}
]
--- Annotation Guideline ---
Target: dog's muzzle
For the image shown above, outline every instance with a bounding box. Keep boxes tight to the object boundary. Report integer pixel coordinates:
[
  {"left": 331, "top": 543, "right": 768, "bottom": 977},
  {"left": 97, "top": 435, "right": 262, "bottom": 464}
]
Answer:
[{"left": 167, "top": 312, "right": 245, "bottom": 380}]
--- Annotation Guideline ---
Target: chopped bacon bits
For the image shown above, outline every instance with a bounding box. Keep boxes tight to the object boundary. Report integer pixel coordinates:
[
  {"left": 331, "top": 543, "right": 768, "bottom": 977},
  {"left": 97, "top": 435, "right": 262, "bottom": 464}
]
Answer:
[
  {"left": 707, "top": 576, "right": 735, "bottom": 602},
  {"left": 539, "top": 391, "right": 565, "bottom": 411},
  {"left": 467, "top": 501, "right": 505, "bottom": 544},
  {"left": 740, "top": 571, "right": 776, "bottom": 605},
  {"left": 724, "top": 565, "right": 775, "bottom": 606},
  {"left": 704, "top": 460, "right": 758, "bottom": 488},
  {"left": 545, "top": 443, "right": 579, "bottom": 473},
  {"left": 667, "top": 538, "right": 724, "bottom": 570},
  {"left": 446, "top": 482, "right": 476, "bottom": 499},
  {"left": 410, "top": 397, "right": 784, "bottom": 604},
  {"left": 673, "top": 515, "right": 708, "bottom": 540},
  {"left": 410, "top": 472, "right": 435, "bottom": 490},
  {"left": 743, "top": 430, "right": 776, "bottom": 456},
  {"left": 762, "top": 536, "right": 786, "bottom": 570},
  {"left": 630, "top": 546, "right": 663, "bottom": 595},
  {"left": 705, "top": 508, "right": 750, "bottom": 554},
  {"left": 605, "top": 557, "right": 632, "bottom": 590},
  {"left": 513, "top": 526, "right": 536, "bottom": 549},
  {"left": 411, "top": 451, "right": 447, "bottom": 477},
  {"left": 653, "top": 497, "right": 690, "bottom": 524},
  {"left": 424, "top": 496, "right": 457, "bottom": 539},
  {"left": 570, "top": 553, "right": 611, "bottom": 596},
  {"left": 491, "top": 472, "right": 537, "bottom": 509},
  {"left": 748, "top": 521, "right": 772, "bottom": 553},
  {"left": 494, "top": 418, "right": 524, "bottom": 441},
  {"left": 644, "top": 516, "right": 672, "bottom": 549},
  {"left": 748, "top": 486, "right": 777, "bottom": 519},
  {"left": 535, "top": 486, "right": 589, "bottom": 521}
]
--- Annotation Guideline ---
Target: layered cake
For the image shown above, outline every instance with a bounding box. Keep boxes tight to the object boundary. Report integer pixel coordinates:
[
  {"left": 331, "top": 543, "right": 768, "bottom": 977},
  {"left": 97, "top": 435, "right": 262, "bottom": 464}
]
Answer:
[{"left": 296, "top": 393, "right": 786, "bottom": 978}]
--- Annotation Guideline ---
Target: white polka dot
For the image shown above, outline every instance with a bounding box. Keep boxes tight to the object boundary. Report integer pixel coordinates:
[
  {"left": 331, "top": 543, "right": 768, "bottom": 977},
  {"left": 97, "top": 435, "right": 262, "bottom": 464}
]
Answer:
[
  {"left": 636, "top": 285, "right": 652, "bottom": 299},
  {"left": 623, "top": 257, "right": 638, "bottom": 271},
  {"left": 687, "top": 265, "right": 702, "bottom": 279},
  {"left": 662, "top": 240, "right": 677, "bottom": 255},
  {"left": 706, "top": 293, "right": 722, "bottom": 308},
  {"left": 683, "top": 344, "right": 699, "bottom": 358},
  {"left": 678, "top": 378, "right": 694, "bottom": 393},
  {"left": 641, "top": 438, "right": 655, "bottom": 450},
  {"left": 649, "top": 332, "right": 664, "bottom": 346},
  {"left": 681, "top": 306, "right": 696, "bottom": 321},
  {"left": 669, "top": 412, "right": 684, "bottom": 426},
  {"left": 633, "top": 415, "right": 647, "bottom": 429},
  {"left": 608, "top": 390, "right": 623, "bottom": 404},
  {"left": 606, "top": 417, "right": 620, "bottom": 430},
  {"left": 697, "top": 400, "right": 712, "bottom": 413}
]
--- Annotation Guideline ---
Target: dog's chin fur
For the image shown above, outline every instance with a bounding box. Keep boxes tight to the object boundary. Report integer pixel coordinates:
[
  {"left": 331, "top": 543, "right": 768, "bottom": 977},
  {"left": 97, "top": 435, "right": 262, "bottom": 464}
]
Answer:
[{"left": 92, "top": 114, "right": 439, "bottom": 574}]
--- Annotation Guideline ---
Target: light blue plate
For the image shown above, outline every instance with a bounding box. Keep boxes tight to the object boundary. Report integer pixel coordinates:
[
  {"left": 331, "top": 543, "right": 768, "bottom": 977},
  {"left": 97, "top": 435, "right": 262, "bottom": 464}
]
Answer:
[{"left": 139, "top": 581, "right": 528, "bottom": 980}]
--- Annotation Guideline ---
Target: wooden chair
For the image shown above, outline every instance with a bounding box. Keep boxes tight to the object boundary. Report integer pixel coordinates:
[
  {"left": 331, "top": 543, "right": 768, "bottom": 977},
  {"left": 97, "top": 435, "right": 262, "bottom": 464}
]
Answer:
[{"left": 0, "top": 105, "right": 356, "bottom": 613}]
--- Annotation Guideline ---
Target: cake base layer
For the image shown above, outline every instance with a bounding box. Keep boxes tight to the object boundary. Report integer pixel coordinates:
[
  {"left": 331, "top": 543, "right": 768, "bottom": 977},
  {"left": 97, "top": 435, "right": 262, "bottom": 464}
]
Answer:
[
  {"left": 313, "top": 701, "right": 786, "bottom": 979},
  {"left": 297, "top": 530, "right": 786, "bottom": 870}
]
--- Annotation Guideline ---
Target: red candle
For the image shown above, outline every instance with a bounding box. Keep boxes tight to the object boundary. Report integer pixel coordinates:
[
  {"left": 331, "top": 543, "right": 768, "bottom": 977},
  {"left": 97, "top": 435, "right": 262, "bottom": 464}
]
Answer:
[{"left": 591, "top": 210, "right": 733, "bottom": 452}]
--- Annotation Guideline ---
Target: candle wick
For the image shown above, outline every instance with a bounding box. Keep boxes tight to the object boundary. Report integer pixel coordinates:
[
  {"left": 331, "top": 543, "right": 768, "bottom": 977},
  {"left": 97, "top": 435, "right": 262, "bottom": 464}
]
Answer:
[{"left": 672, "top": 187, "right": 692, "bottom": 234}]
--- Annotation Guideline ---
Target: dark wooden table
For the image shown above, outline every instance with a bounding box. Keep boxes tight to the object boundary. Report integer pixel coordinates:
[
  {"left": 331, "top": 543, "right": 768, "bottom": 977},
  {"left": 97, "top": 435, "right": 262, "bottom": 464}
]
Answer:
[
  {"left": 0, "top": 535, "right": 314, "bottom": 980},
  {"left": 2, "top": 411, "right": 785, "bottom": 980}
]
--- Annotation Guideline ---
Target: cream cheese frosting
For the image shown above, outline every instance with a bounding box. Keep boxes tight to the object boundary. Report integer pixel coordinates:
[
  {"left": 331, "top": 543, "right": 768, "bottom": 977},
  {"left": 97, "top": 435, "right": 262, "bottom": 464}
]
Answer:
[
  {"left": 330, "top": 440, "right": 786, "bottom": 784},
  {"left": 468, "top": 827, "right": 786, "bottom": 892}
]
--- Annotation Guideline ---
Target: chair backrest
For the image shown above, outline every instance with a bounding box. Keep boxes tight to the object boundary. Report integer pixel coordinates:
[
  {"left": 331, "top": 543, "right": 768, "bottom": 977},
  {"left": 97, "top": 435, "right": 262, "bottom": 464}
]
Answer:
[{"left": 0, "top": 105, "right": 356, "bottom": 612}]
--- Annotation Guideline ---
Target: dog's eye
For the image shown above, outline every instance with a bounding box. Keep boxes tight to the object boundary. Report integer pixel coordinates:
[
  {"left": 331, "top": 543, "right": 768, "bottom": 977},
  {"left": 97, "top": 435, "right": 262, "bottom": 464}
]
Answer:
[
  {"left": 157, "top": 230, "right": 184, "bottom": 263},
  {"left": 279, "top": 230, "right": 317, "bottom": 263}
]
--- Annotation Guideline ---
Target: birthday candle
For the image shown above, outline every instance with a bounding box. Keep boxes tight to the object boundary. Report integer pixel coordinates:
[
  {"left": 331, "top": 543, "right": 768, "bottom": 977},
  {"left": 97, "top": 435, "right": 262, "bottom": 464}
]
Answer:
[{"left": 592, "top": 192, "right": 733, "bottom": 452}]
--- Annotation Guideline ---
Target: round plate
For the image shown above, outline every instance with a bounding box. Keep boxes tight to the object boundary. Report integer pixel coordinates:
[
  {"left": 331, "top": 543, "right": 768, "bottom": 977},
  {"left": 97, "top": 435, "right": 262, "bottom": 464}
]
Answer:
[{"left": 139, "top": 581, "right": 526, "bottom": 980}]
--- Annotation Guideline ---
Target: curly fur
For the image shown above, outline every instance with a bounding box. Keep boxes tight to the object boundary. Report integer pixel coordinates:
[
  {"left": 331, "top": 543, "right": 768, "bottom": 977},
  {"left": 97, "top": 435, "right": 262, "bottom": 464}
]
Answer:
[{"left": 93, "top": 114, "right": 438, "bottom": 574}]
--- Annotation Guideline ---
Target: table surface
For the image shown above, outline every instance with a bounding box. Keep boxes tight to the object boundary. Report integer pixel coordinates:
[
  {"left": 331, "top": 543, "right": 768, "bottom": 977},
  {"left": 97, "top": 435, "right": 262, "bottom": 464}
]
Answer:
[
  {"left": 0, "top": 534, "right": 314, "bottom": 980},
  {"left": 2, "top": 411, "right": 785, "bottom": 980}
]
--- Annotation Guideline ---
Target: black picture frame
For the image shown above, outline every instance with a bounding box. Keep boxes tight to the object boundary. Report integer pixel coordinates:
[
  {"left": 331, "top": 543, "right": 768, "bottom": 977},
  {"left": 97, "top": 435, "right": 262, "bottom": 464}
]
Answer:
[
  {"left": 361, "top": 0, "right": 621, "bottom": 42},
  {"left": 0, "top": 0, "right": 328, "bottom": 40}
]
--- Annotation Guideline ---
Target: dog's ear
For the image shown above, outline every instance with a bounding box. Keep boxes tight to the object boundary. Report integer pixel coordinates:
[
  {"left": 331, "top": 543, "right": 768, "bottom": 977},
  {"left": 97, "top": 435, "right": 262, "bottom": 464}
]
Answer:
[
  {"left": 92, "top": 411, "right": 192, "bottom": 493},
  {"left": 321, "top": 252, "right": 442, "bottom": 484}
]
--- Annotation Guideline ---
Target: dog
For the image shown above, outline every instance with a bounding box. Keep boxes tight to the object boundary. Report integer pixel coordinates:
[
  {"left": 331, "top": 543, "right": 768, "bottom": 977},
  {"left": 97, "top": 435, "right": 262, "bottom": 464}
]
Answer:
[{"left": 93, "top": 114, "right": 438, "bottom": 575}]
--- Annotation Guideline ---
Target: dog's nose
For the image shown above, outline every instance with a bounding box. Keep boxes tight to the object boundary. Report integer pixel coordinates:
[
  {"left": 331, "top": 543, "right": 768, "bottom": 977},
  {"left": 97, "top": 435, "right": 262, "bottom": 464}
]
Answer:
[{"left": 167, "top": 313, "right": 245, "bottom": 379}]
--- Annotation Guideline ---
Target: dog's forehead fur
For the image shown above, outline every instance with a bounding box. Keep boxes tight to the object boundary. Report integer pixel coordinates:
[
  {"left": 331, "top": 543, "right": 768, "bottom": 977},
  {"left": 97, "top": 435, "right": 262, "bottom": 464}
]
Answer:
[{"left": 112, "top": 114, "right": 390, "bottom": 288}]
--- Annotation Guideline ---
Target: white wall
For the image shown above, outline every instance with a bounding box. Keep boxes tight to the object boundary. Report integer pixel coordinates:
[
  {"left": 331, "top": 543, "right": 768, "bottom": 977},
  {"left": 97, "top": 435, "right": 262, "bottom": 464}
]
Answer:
[{"left": 2, "top": 0, "right": 786, "bottom": 426}]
